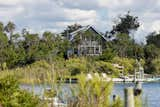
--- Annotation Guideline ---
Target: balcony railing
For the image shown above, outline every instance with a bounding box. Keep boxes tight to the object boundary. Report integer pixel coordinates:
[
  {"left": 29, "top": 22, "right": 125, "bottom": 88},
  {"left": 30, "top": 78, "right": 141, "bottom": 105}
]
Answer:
[{"left": 81, "top": 41, "right": 98, "bottom": 46}]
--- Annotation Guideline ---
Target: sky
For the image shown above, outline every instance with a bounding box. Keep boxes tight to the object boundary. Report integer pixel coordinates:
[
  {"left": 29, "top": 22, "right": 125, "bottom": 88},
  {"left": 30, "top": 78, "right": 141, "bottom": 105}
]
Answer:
[{"left": 0, "top": 0, "right": 160, "bottom": 43}]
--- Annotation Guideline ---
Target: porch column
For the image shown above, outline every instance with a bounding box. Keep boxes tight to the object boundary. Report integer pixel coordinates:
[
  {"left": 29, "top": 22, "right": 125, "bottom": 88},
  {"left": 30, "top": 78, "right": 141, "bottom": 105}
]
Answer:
[
  {"left": 99, "top": 45, "right": 101, "bottom": 54},
  {"left": 94, "top": 45, "right": 96, "bottom": 54},
  {"left": 78, "top": 45, "right": 80, "bottom": 55}
]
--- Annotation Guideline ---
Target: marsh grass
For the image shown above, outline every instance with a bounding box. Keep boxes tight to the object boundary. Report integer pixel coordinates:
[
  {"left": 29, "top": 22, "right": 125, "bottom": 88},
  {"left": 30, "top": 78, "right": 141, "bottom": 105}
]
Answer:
[
  {"left": 68, "top": 74, "right": 123, "bottom": 107},
  {"left": 0, "top": 59, "right": 146, "bottom": 107}
]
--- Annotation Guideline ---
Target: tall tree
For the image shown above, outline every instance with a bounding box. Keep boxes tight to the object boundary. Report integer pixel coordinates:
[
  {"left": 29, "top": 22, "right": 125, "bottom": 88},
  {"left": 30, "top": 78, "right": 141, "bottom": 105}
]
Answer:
[
  {"left": 4, "top": 21, "right": 16, "bottom": 43},
  {"left": 110, "top": 33, "right": 131, "bottom": 57},
  {"left": 146, "top": 32, "right": 160, "bottom": 48},
  {"left": 111, "top": 11, "right": 140, "bottom": 35},
  {"left": 0, "top": 21, "right": 4, "bottom": 32},
  {"left": 22, "top": 32, "right": 40, "bottom": 63},
  {"left": 0, "top": 29, "right": 9, "bottom": 69},
  {"left": 61, "top": 23, "right": 82, "bottom": 39}
]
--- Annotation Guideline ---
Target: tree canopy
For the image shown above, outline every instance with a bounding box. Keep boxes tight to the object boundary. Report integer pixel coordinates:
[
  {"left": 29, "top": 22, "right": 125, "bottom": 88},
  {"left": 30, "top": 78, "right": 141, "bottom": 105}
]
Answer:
[
  {"left": 0, "top": 13, "right": 160, "bottom": 75},
  {"left": 61, "top": 23, "right": 82, "bottom": 39},
  {"left": 146, "top": 32, "right": 160, "bottom": 48},
  {"left": 111, "top": 12, "right": 140, "bottom": 35}
]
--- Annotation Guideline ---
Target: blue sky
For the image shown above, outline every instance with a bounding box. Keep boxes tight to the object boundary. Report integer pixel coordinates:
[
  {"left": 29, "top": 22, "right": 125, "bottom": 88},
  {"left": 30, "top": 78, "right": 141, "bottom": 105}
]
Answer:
[{"left": 0, "top": 0, "right": 160, "bottom": 43}]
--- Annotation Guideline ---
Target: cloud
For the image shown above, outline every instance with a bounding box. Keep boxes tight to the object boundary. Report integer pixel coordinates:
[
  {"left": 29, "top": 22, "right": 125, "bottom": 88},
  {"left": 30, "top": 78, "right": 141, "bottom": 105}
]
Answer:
[
  {"left": 98, "top": 0, "right": 133, "bottom": 9},
  {"left": 64, "top": 9, "right": 97, "bottom": 21},
  {"left": 54, "top": 0, "right": 99, "bottom": 10},
  {"left": 151, "top": 21, "right": 160, "bottom": 32},
  {"left": 0, "top": 0, "right": 160, "bottom": 42},
  {"left": 0, "top": 0, "right": 21, "bottom": 5}
]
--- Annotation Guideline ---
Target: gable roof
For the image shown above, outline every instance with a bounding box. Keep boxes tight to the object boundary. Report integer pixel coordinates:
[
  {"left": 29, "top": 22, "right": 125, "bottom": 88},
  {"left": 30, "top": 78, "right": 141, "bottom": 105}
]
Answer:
[{"left": 69, "top": 25, "right": 107, "bottom": 41}]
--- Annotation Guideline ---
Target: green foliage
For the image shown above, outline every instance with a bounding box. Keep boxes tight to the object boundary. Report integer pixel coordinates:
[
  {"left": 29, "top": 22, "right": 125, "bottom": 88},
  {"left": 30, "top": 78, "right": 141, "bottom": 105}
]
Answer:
[
  {"left": 144, "top": 44, "right": 160, "bottom": 59},
  {"left": 112, "top": 11, "right": 140, "bottom": 35},
  {"left": 43, "top": 89, "right": 56, "bottom": 98},
  {"left": 0, "top": 18, "right": 159, "bottom": 74},
  {"left": 0, "top": 21, "right": 72, "bottom": 68},
  {"left": 0, "top": 21, "right": 4, "bottom": 32},
  {"left": 31, "top": 60, "right": 50, "bottom": 69},
  {"left": 144, "top": 44, "right": 160, "bottom": 74},
  {"left": 135, "top": 96, "right": 142, "bottom": 107},
  {"left": 66, "top": 58, "right": 88, "bottom": 75},
  {"left": 69, "top": 74, "right": 122, "bottom": 107},
  {"left": 95, "top": 61, "right": 119, "bottom": 75},
  {"left": 111, "top": 96, "right": 123, "bottom": 107},
  {"left": 148, "top": 58, "right": 160, "bottom": 74},
  {"left": 112, "top": 57, "right": 135, "bottom": 74},
  {"left": 61, "top": 23, "right": 82, "bottom": 39},
  {"left": 110, "top": 33, "right": 144, "bottom": 58},
  {"left": 99, "top": 49, "right": 116, "bottom": 61},
  {"left": 4, "top": 21, "right": 16, "bottom": 43},
  {"left": 146, "top": 32, "right": 160, "bottom": 48},
  {"left": 0, "top": 75, "right": 40, "bottom": 107}
]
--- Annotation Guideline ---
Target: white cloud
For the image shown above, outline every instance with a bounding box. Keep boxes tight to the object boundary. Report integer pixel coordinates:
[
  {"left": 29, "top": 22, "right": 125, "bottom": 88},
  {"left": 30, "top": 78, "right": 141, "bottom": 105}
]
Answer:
[
  {"left": 56, "top": 0, "right": 99, "bottom": 10},
  {"left": 64, "top": 9, "right": 97, "bottom": 21},
  {"left": 0, "top": 0, "right": 160, "bottom": 43},
  {"left": 151, "top": 21, "right": 160, "bottom": 32},
  {"left": 0, "top": 0, "right": 21, "bottom": 5},
  {"left": 98, "top": 0, "right": 132, "bottom": 8}
]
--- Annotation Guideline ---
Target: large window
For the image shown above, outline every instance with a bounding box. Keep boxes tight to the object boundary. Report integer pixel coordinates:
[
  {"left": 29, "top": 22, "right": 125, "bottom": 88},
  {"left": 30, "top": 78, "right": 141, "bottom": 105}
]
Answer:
[{"left": 96, "top": 47, "right": 100, "bottom": 54}]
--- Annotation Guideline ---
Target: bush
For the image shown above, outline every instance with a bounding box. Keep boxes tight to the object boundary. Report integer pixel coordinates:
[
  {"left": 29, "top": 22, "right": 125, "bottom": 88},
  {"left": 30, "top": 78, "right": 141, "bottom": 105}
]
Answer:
[
  {"left": 31, "top": 60, "right": 50, "bottom": 69},
  {"left": 0, "top": 75, "right": 40, "bottom": 107},
  {"left": 150, "top": 58, "right": 160, "bottom": 74},
  {"left": 69, "top": 74, "right": 123, "bottom": 107},
  {"left": 98, "top": 49, "right": 116, "bottom": 62},
  {"left": 66, "top": 58, "right": 89, "bottom": 75},
  {"left": 95, "top": 61, "right": 119, "bottom": 76},
  {"left": 112, "top": 57, "right": 135, "bottom": 75}
]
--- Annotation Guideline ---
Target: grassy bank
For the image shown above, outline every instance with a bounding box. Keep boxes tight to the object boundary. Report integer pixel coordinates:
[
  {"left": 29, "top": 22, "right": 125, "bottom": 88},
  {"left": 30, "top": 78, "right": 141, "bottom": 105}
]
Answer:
[
  {"left": 0, "top": 57, "right": 145, "bottom": 107},
  {"left": 0, "top": 57, "right": 140, "bottom": 85}
]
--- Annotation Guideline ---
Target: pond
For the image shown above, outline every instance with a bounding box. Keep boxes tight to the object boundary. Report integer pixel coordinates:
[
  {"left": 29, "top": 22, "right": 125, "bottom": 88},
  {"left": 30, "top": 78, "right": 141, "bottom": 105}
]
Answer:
[{"left": 21, "top": 82, "right": 160, "bottom": 107}]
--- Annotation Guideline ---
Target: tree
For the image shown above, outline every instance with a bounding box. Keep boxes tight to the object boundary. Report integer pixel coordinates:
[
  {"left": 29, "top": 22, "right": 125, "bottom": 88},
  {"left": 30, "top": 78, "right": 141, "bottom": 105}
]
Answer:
[
  {"left": 144, "top": 44, "right": 160, "bottom": 74},
  {"left": 42, "top": 31, "right": 54, "bottom": 41},
  {"left": 146, "top": 32, "right": 160, "bottom": 48},
  {"left": 108, "top": 12, "right": 141, "bottom": 58},
  {"left": 4, "top": 21, "right": 16, "bottom": 43},
  {"left": 111, "top": 33, "right": 132, "bottom": 57},
  {"left": 0, "top": 29, "right": 9, "bottom": 69},
  {"left": 38, "top": 31, "right": 57, "bottom": 61},
  {"left": 0, "top": 75, "right": 40, "bottom": 107},
  {"left": 55, "top": 37, "right": 70, "bottom": 58},
  {"left": 111, "top": 11, "right": 140, "bottom": 35},
  {"left": 22, "top": 32, "right": 40, "bottom": 64},
  {"left": 61, "top": 23, "right": 82, "bottom": 39},
  {"left": 151, "top": 58, "right": 160, "bottom": 74},
  {"left": 0, "top": 21, "right": 4, "bottom": 32},
  {"left": 144, "top": 44, "right": 160, "bottom": 60},
  {"left": 130, "top": 43, "right": 144, "bottom": 59},
  {"left": 22, "top": 28, "right": 29, "bottom": 36}
]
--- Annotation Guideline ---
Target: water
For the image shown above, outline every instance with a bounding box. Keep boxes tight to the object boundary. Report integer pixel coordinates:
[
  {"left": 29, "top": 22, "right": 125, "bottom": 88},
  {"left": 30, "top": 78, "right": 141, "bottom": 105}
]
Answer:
[
  {"left": 21, "top": 82, "right": 160, "bottom": 107},
  {"left": 112, "top": 82, "right": 160, "bottom": 107}
]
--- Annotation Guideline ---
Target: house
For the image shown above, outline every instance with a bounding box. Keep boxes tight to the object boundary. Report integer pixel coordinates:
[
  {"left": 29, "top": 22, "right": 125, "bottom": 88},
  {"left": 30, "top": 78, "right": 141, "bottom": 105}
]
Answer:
[{"left": 67, "top": 25, "right": 107, "bottom": 56}]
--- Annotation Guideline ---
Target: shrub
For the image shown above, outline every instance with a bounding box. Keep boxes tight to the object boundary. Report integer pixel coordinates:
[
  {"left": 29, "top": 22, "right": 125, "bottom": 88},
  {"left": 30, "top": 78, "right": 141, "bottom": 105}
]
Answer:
[
  {"left": 95, "top": 61, "right": 119, "bottom": 76},
  {"left": 98, "top": 49, "right": 116, "bottom": 62},
  {"left": 0, "top": 75, "right": 40, "bottom": 107},
  {"left": 66, "top": 58, "right": 88, "bottom": 75},
  {"left": 31, "top": 60, "right": 50, "bottom": 69},
  {"left": 112, "top": 57, "right": 135, "bottom": 75},
  {"left": 150, "top": 58, "right": 160, "bottom": 74},
  {"left": 69, "top": 74, "right": 122, "bottom": 107}
]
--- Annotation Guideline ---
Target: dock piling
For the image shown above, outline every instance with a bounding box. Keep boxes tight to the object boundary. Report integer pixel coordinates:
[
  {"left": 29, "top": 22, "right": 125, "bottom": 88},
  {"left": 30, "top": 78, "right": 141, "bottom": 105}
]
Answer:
[{"left": 124, "top": 87, "right": 135, "bottom": 107}]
